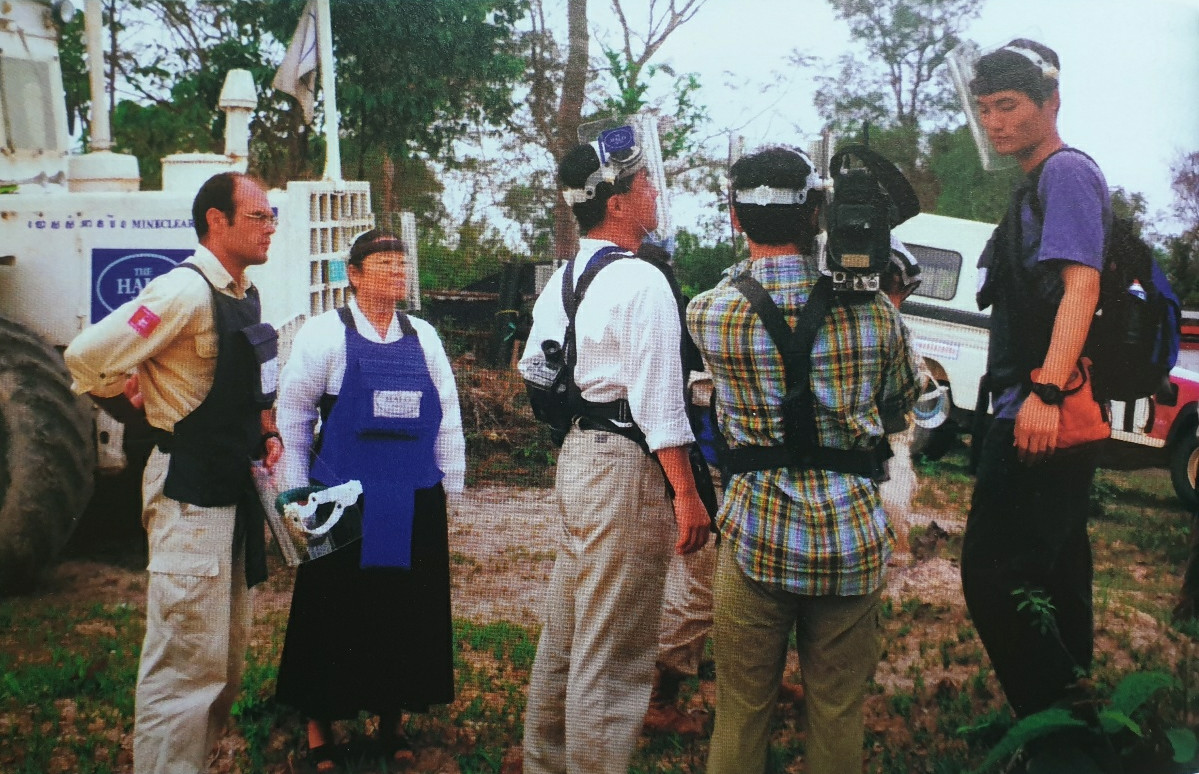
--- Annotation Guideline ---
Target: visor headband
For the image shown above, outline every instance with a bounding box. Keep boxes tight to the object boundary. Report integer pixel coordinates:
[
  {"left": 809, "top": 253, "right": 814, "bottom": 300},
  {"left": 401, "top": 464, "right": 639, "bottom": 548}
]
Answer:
[
  {"left": 561, "top": 157, "right": 646, "bottom": 206},
  {"left": 350, "top": 238, "right": 406, "bottom": 264},
  {"left": 1001, "top": 45, "right": 1059, "bottom": 80},
  {"left": 562, "top": 125, "right": 647, "bottom": 207},
  {"left": 732, "top": 168, "right": 823, "bottom": 207}
]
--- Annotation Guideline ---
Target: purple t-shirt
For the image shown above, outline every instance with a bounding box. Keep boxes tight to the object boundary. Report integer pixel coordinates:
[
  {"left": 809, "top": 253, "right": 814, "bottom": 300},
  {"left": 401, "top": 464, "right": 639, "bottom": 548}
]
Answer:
[{"left": 994, "top": 149, "right": 1110, "bottom": 419}]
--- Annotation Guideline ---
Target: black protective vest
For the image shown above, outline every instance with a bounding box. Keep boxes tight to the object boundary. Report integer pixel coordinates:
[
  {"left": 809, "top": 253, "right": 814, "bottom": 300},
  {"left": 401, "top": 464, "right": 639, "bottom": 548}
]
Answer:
[
  {"left": 977, "top": 152, "right": 1083, "bottom": 392},
  {"left": 157, "top": 263, "right": 276, "bottom": 586},
  {"left": 560, "top": 246, "right": 645, "bottom": 444}
]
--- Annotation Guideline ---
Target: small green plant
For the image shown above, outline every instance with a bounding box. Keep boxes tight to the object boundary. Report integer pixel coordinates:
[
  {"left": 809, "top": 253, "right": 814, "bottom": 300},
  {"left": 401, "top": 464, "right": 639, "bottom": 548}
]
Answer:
[
  {"left": 889, "top": 689, "right": 916, "bottom": 718},
  {"left": 231, "top": 650, "right": 286, "bottom": 772},
  {"left": 1012, "top": 587, "right": 1058, "bottom": 637},
  {"left": 940, "top": 639, "right": 954, "bottom": 669},
  {"left": 970, "top": 671, "right": 1199, "bottom": 773}
]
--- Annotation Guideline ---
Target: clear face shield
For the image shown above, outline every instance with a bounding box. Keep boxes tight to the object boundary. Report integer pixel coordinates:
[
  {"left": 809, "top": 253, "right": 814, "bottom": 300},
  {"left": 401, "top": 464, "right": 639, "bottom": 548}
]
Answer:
[
  {"left": 947, "top": 39, "right": 1058, "bottom": 172},
  {"left": 252, "top": 469, "right": 365, "bottom": 566},
  {"left": 947, "top": 40, "right": 1011, "bottom": 172},
  {"left": 573, "top": 113, "right": 673, "bottom": 251},
  {"left": 397, "top": 212, "right": 421, "bottom": 311}
]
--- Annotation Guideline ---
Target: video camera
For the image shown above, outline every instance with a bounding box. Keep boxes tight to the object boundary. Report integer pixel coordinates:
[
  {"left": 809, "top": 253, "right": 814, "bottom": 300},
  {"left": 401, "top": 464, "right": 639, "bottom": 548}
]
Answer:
[{"left": 818, "top": 141, "right": 921, "bottom": 293}]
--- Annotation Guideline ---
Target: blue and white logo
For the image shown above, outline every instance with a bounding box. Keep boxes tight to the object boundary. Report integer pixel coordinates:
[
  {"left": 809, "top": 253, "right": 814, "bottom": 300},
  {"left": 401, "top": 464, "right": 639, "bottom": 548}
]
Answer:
[
  {"left": 598, "top": 126, "right": 636, "bottom": 162},
  {"left": 91, "top": 248, "right": 193, "bottom": 323}
]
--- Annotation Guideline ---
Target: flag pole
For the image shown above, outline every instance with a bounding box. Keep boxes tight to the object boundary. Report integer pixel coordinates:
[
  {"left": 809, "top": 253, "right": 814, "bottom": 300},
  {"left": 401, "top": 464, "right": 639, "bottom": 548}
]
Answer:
[{"left": 316, "top": 0, "right": 341, "bottom": 181}]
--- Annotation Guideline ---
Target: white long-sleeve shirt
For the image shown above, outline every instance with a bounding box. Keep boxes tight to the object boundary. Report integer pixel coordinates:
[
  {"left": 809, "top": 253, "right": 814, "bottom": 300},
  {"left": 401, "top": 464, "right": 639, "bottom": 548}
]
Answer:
[
  {"left": 276, "top": 298, "right": 466, "bottom": 495},
  {"left": 518, "top": 238, "right": 693, "bottom": 453}
]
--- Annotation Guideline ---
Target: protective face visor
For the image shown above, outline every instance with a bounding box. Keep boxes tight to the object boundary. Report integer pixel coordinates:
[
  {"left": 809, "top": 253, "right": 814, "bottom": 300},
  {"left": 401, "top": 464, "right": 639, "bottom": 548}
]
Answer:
[
  {"left": 947, "top": 39, "right": 1059, "bottom": 172},
  {"left": 569, "top": 114, "right": 672, "bottom": 243},
  {"left": 913, "top": 378, "right": 951, "bottom": 429}
]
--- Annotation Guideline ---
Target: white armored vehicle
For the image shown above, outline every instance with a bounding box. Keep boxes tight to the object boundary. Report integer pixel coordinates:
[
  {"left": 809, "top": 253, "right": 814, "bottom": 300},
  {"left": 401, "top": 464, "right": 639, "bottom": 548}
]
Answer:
[{"left": 0, "top": 0, "right": 386, "bottom": 592}]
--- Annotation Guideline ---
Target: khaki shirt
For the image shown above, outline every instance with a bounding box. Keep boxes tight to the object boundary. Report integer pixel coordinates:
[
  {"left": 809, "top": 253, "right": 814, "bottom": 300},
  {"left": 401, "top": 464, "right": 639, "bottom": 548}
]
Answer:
[{"left": 64, "top": 246, "right": 254, "bottom": 433}]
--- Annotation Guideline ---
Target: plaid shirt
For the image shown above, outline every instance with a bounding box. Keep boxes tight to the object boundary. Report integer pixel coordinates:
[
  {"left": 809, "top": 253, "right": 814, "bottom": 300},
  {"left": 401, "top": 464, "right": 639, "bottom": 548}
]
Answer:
[{"left": 687, "top": 255, "right": 920, "bottom": 596}]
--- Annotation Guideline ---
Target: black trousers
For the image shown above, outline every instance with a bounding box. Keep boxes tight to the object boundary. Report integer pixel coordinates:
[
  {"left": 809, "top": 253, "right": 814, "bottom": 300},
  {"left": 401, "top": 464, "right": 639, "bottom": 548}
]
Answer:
[{"left": 961, "top": 419, "right": 1099, "bottom": 717}]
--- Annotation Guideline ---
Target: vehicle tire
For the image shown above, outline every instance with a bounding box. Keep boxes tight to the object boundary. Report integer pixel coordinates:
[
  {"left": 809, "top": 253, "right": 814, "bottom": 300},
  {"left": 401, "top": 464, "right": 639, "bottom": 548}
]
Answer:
[
  {"left": 0, "top": 317, "right": 95, "bottom": 595},
  {"left": 1169, "top": 423, "right": 1199, "bottom": 511},
  {"left": 914, "top": 419, "right": 959, "bottom": 462}
]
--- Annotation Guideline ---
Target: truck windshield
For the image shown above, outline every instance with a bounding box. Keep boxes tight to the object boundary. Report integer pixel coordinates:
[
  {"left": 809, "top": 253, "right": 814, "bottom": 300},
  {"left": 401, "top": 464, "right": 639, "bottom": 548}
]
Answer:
[{"left": 0, "top": 56, "right": 60, "bottom": 153}]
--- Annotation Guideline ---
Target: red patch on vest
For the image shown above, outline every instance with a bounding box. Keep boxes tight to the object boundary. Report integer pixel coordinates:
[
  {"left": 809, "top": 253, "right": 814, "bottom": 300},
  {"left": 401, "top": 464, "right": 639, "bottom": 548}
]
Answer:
[{"left": 127, "top": 305, "right": 161, "bottom": 338}]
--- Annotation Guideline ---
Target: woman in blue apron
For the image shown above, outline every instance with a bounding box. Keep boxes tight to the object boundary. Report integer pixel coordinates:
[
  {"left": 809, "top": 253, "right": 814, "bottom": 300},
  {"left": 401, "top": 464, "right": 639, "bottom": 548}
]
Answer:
[{"left": 274, "top": 229, "right": 466, "bottom": 770}]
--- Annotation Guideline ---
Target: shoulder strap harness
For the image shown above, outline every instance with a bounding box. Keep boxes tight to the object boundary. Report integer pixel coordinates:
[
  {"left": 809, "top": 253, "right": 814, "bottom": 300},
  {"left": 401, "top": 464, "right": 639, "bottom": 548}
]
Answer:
[
  {"left": 336, "top": 304, "right": 417, "bottom": 337},
  {"left": 560, "top": 246, "right": 650, "bottom": 448},
  {"left": 714, "top": 273, "right": 891, "bottom": 479}
]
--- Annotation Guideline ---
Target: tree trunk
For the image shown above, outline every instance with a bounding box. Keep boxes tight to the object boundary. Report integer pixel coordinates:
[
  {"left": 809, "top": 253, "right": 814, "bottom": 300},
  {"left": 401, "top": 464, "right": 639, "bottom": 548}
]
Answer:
[{"left": 552, "top": 0, "right": 588, "bottom": 260}]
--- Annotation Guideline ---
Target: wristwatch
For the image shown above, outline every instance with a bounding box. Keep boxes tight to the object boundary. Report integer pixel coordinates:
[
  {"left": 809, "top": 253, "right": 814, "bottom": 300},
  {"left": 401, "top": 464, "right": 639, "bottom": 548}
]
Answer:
[{"left": 1029, "top": 381, "right": 1065, "bottom": 405}]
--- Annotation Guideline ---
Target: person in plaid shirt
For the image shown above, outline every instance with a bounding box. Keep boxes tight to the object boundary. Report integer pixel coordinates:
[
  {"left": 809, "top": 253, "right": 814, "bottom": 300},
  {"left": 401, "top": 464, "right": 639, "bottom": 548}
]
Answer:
[{"left": 687, "top": 147, "right": 920, "bottom": 774}]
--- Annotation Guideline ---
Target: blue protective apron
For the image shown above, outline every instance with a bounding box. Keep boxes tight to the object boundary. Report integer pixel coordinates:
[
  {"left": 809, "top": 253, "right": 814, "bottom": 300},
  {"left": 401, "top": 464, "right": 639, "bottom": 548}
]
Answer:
[{"left": 311, "top": 307, "right": 443, "bottom": 568}]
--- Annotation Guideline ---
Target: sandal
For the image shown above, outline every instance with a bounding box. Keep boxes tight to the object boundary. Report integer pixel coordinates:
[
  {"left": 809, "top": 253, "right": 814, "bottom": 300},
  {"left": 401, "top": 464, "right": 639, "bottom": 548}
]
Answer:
[
  {"left": 308, "top": 743, "right": 342, "bottom": 773},
  {"left": 380, "top": 729, "right": 416, "bottom": 766}
]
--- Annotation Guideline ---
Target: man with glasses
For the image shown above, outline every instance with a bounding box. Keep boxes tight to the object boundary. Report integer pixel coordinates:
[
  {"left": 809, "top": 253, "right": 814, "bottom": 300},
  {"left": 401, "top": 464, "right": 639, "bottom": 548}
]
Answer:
[{"left": 65, "top": 172, "right": 282, "bottom": 773}]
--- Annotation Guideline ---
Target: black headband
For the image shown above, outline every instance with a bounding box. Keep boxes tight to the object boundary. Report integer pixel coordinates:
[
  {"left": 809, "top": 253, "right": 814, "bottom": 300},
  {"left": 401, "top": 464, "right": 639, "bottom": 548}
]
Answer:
[
  {"left": 970, "top": 49, "right": 1058, "bottom": 100},
  {"left": 349, "top": 238, "right": 406, "bottom": 266}
]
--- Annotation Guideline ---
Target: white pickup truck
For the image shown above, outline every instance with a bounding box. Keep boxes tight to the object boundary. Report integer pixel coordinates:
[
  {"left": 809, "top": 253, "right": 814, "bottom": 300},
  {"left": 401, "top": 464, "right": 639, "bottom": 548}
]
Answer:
[{"left": 892, "top": 213, "right": 1199, "bottom": 508}]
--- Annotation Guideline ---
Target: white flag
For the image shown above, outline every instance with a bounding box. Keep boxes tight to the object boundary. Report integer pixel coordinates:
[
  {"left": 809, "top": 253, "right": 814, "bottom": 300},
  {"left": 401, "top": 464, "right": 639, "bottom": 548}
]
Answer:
[{"left": 273, "top": 0, "right": 319, "bottom": 123}]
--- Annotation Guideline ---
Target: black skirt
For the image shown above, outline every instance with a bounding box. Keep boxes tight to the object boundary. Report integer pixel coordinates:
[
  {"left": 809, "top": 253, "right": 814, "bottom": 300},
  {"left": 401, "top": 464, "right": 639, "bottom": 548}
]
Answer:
[{"left": 274, "top": 484, "right": 454, "bottom": 720}]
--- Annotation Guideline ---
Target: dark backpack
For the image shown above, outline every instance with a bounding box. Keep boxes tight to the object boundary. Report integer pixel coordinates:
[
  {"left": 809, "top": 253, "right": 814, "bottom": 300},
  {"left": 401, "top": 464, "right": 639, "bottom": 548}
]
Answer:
[
  {"left": 1028, "top": 149, "right": 1181, "bottom": 405},
  {"left": 523, "top": 245, "right": 720, "bottom": 522},
  {"left": 1085, "top": 216, "right": 1181, "bottom": 404}
]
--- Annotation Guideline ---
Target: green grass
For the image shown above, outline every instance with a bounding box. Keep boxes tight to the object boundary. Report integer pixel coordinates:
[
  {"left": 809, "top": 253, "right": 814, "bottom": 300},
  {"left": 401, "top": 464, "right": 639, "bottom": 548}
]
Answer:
[{"left": 0, "top": 601, "right": 141, "bottom": 772}]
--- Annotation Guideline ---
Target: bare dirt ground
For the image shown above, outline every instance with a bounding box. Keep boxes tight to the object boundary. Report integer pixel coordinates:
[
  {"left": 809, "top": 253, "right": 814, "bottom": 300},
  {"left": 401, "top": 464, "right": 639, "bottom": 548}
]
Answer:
[
  {"left": 447, "top": 485, "right": 560, "bottom": 627},
  {"left": 23, "top": 483, "right": 1184, "bottom": 774},
  {"left": 35, "top": 484, "right": 1170, "bottom": 680},
  {"left": 37, "top": 484, "right": 971, "bottom": 663},
  {"left": 445, "top": 485, "right": 970, "bottom": 627},
  {"left": 38, "top": 485, "right": 1161, "bottom": 668}
]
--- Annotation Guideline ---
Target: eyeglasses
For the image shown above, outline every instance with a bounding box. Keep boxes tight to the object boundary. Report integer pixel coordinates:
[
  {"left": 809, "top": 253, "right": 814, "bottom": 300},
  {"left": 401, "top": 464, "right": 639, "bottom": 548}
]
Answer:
[
  {"left": 241, "top": 210, "right": 279, "bottom": 226},
  {"left": 361, "top": 255, "right": 406, "bottom": 271}
]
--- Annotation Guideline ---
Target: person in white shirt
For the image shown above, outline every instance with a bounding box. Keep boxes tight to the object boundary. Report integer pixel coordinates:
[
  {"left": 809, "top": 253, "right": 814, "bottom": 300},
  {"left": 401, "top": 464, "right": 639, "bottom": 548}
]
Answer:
[
  {"left": 518, "top": 142, "right": 710, "bottom": 774},
  {"left": 273, "top": 229, "right": 465, "bottom": 771}
]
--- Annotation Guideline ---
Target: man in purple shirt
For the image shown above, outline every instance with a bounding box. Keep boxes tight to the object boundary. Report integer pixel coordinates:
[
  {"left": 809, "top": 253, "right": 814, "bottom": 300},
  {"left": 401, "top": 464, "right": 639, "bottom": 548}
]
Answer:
[{"left": 961, "top": 39, "right": 1114, "bottom": 772}]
